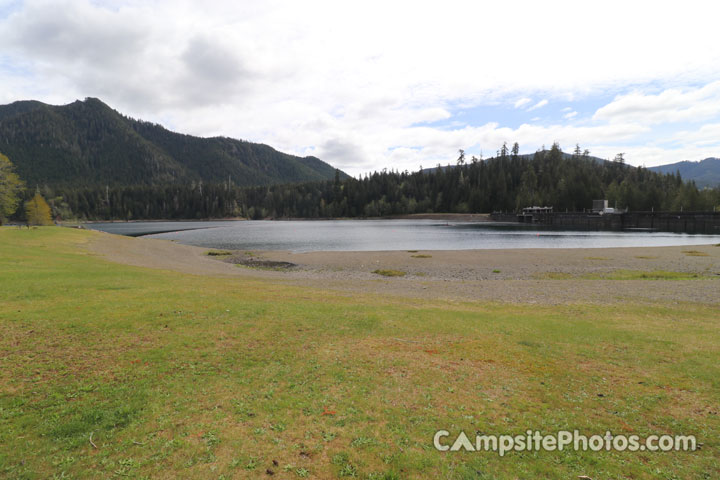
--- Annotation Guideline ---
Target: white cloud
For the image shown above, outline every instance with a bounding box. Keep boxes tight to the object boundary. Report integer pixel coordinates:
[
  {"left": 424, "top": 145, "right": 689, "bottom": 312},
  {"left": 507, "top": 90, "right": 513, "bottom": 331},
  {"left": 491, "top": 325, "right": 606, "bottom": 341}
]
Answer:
[
  {"left": 526, "top": 99, "right": 548, "bottom": 111},
  {"left": 514, "top": 98, "right": 532, "bottom": 108},
  {"left": 593, "top": 81, "right": 720, "bottom": 125},
  {"left": 670, "top": 123, "right": 720, "bottom": 148},
  {"left": 1, "top": 0, "right": 720, "bottom": 175},
  {"left": 563, "top": 111, "right": 578, "bottom": 119},
  {"left": 315, "top": 138, "right": 373, "bottom": 172}
]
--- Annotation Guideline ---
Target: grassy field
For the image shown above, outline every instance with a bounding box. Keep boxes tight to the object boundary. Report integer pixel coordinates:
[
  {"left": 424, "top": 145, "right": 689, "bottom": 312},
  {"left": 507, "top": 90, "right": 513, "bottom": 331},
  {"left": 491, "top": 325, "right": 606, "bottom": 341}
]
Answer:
[{"left": 1, "top": 227, "right": 718, "bottom": 479}]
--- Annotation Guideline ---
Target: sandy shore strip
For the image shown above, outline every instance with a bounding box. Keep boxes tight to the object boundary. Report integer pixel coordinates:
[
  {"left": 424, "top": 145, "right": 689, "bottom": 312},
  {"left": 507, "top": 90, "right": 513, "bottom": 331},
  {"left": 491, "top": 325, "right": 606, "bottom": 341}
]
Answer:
[{"left": 87, "top": 230, "right": 720, "bottom": 305}]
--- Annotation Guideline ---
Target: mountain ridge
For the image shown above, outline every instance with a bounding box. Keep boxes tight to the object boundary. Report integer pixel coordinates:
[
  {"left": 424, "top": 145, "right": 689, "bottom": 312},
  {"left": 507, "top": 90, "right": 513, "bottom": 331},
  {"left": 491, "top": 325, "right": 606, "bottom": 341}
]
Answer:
[
  {"left": 649, "top": 158, "right": 720, "bottom": 188},
  {"left": 0, "top": 97, "right": 345, "bottom": 188}
]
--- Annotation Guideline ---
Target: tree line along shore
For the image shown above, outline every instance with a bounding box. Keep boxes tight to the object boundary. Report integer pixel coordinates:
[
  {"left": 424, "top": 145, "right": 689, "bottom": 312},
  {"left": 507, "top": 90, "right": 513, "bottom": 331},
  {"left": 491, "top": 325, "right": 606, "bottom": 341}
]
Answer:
[{"left": 2, "top": 143, "right": 720, "bottom": 224}]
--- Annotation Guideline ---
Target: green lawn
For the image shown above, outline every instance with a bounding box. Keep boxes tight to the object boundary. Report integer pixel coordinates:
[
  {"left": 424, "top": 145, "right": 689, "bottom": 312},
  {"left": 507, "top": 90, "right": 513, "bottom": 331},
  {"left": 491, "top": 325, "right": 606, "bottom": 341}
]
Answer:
[{"left": 0, "top": 228, "right": 718, "bottom": 479}]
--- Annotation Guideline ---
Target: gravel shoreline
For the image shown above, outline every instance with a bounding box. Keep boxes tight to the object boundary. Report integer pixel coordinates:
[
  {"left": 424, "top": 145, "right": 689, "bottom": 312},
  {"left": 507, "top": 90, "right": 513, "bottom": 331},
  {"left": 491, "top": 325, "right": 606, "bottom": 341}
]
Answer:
[{"left": 87, "top": 231, "right": 720, "bottom": 305}]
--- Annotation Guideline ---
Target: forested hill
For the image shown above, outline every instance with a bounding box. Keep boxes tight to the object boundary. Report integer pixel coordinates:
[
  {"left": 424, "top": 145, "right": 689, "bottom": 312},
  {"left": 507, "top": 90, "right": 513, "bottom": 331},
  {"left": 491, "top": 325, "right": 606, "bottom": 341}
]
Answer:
[
  {"left": 31, "top": 143, "right": 720, "bottom": 221},
  {"left": 0, "top": 98, "right": 344, "bottom": 187},
  {"left": 649, "top": 158, "right": 720, "bottom": 188},
  {"left": 422, "top": 151, "right": 610, "bottom": 174}
]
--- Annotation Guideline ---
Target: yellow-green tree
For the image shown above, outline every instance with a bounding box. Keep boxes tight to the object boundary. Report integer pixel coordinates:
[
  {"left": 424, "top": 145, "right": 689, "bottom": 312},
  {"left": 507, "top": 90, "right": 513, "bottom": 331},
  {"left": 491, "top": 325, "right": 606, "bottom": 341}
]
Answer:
[
  {"left": 0, "top": 153, "right": 25, "bottom": 224},
  {"left": 25, "top": 192, "right": 53, "bottom": 226}
]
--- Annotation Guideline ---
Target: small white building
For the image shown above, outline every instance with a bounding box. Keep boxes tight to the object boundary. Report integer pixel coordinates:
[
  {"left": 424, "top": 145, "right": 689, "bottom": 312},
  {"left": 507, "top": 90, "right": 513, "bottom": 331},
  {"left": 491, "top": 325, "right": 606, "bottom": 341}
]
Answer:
[{"left": 592, "top": 199, "right": 617, "bottom": 215}]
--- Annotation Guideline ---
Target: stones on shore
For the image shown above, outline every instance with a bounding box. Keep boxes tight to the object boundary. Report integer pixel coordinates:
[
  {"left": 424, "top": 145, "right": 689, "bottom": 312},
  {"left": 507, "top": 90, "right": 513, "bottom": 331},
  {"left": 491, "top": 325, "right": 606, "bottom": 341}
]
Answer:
[
  {"left": 205, "top": 249, "right": 298, "bottom": 269},
  {"left": 228, "top": 256, "right": 297, "bottom": 270}
]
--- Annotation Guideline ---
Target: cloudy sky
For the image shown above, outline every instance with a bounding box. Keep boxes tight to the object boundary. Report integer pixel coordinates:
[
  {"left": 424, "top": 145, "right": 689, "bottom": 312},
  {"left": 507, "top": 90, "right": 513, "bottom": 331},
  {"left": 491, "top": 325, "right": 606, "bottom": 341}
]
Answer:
[{"left": 1, "top": 0, "right": 719, "bottom": 176}]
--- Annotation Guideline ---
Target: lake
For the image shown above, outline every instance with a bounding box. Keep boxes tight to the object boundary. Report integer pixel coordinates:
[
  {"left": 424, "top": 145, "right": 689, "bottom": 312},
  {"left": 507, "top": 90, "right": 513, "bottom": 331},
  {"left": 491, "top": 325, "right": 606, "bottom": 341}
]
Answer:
[{"left": 86, "top": 220, "right": 720, "bottom": 252}]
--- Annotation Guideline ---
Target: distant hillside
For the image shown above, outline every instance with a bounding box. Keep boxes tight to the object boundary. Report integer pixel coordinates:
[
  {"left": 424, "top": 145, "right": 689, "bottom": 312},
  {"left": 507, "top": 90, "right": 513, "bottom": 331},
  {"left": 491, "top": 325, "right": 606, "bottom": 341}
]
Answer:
[
  {"left": 421, "top": 151, "right": 609, "bottom": 174},
  {"left": 427, "top": 153, "right": 720, "bottom": 189},
  {"left": 0, "top": 98, "right": 345, "bottom": 187},
  {"left": 649, "top": 158, "right": 720, "bottom": 188}
]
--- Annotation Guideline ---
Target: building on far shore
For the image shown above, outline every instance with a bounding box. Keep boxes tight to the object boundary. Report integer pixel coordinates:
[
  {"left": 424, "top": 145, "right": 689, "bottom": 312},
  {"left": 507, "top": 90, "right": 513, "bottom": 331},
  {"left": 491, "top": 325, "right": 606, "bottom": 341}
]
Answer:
[
  {"left": 592, "top": 199, "right": 617, "bottom": 215},
  {"left": 519, "top": 206, "right": 553, "bottom": 222}
]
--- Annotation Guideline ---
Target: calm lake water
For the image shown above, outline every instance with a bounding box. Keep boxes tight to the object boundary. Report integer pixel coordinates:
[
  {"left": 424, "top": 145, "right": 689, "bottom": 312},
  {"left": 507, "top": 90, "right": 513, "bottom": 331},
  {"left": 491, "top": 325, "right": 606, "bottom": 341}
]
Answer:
[{"left": 86, "top": 220, "right": 720, "bottom": 252}]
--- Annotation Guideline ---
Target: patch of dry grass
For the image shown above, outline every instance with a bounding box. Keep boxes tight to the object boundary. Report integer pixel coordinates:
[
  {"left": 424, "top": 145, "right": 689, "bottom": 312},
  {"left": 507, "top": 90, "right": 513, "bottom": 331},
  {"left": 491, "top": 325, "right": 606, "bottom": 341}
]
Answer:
[
  {"left": 206, "top": 249, "right": 233, "bottom": 256},
  {"left": 372, "top": 269, "right": 406, "bottom": 277},
  {"left": 585, "top": 269, "right": 702, "bottom": 280},
  {"left": 683, "top": 250, "right": 710, "bottom": 257}
]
